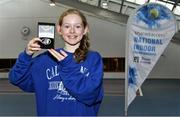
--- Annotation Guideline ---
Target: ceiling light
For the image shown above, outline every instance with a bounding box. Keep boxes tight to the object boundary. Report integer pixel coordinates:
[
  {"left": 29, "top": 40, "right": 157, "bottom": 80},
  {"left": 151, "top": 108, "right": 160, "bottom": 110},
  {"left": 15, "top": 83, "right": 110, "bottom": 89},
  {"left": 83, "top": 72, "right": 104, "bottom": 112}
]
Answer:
[
  {"left": 49, "top": 0, "right": 56, "bottom": 6},
  {"left": 101, "top": 1, "right": 108, "bottom": 9},
  {"left": 102, "top": 2, "right": 108, "bottom": 6}
]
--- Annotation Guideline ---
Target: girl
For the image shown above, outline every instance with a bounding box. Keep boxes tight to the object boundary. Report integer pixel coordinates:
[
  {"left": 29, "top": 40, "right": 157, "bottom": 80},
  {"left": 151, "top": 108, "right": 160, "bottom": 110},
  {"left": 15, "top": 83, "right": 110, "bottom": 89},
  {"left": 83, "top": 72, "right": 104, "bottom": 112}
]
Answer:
[{"left": 9, "top": 9, "right": 104, "bottom": 116}]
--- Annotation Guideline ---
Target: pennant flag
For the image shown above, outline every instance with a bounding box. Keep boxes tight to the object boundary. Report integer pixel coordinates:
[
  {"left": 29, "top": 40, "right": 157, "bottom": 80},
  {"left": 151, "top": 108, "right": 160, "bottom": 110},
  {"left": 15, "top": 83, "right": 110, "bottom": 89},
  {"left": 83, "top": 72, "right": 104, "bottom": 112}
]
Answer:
[{"left": 125, "top": 2, "right": 177, "bottom": 112}]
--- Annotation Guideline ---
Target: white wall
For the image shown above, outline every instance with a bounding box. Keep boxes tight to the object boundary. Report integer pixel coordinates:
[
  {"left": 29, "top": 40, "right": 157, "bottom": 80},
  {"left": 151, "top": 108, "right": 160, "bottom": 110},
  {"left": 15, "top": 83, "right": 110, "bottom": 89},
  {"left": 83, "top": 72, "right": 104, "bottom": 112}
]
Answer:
[
  {"left": 149, "top": 42, "right": 180, "bottom": 79},
  {"left": 0, "top": 0, "right": 66, "bottom": 58},
  {"left": 0, "top": 0, "right": 180, "bottom": 79}
]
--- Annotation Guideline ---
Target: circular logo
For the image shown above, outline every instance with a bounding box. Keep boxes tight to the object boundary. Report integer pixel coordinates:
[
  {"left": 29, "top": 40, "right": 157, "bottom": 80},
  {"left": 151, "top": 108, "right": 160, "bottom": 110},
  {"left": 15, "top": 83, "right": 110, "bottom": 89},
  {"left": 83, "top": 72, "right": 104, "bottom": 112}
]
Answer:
[{"left": 42, "top": 38, "right": 51, "bottom": 45}]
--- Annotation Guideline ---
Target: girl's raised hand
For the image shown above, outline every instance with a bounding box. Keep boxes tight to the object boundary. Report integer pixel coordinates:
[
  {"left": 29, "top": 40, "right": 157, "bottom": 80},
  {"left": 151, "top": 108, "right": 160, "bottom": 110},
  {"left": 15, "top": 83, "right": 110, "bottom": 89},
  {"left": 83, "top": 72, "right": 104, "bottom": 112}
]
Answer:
[{"left": 26, "top": 38, "right": 42, "bottom": 55}]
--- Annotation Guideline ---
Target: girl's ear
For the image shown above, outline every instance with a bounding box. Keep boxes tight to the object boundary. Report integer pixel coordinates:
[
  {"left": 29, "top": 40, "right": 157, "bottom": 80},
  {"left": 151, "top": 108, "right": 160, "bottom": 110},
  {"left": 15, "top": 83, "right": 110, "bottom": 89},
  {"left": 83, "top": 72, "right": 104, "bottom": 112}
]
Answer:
[
  {"left": 83, "top": 26, "right": 89, "bottom": 35},
  {"left": 56, "top": 25, "right": 62, "bottom": 35}
]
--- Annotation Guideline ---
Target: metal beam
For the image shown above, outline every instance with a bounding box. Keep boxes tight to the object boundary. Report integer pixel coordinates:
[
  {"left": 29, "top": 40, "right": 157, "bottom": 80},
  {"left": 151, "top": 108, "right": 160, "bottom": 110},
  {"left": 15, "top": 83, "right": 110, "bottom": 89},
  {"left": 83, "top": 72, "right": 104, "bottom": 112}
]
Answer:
[
  {"left": 55, "top": 0, "right": 128, "bottom": 24},
  {"left": 120, "top": 0, "right": 125, "bottom": 14}
]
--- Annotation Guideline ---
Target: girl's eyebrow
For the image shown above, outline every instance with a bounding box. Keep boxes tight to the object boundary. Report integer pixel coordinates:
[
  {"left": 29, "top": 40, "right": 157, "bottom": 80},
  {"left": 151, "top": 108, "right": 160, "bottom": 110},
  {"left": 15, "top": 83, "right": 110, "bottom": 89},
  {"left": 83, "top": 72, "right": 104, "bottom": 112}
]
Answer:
[{"left": 62, "top": 23, "right": 83, "bottom": 25}]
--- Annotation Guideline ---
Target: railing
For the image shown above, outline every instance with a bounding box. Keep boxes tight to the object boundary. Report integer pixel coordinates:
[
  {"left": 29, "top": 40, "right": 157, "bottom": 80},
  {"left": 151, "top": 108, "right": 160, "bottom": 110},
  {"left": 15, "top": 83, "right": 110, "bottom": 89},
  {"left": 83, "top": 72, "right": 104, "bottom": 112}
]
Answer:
[{"left": 0, "top": 58, "right": 125, "bottom": 73}]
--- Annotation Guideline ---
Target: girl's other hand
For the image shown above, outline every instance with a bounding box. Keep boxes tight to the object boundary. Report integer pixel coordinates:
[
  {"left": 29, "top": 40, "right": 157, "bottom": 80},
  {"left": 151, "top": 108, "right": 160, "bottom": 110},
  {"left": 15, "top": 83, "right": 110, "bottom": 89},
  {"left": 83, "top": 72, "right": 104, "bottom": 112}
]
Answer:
[{"left": 48, "top": 49, "right": 68, "bottom": 61}]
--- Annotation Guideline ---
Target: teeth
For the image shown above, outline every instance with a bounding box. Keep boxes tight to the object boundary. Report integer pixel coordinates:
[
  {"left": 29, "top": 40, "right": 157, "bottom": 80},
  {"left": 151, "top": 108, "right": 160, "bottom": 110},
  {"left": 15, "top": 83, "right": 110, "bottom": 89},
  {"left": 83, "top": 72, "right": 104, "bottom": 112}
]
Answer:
[{"left": 68, "top": 36, "right": 76, "bottom": 39}]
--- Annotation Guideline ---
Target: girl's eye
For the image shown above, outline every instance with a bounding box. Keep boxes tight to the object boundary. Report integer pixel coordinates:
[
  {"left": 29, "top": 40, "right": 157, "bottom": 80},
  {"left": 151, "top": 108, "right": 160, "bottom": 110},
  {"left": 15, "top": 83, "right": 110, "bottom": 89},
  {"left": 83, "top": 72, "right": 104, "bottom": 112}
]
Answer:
[
  {"left": 76, "top": 25, "right": 82, "bottom": 28},
  {"left": 64, "top": 25, "right": 70, "bottom": 28}
]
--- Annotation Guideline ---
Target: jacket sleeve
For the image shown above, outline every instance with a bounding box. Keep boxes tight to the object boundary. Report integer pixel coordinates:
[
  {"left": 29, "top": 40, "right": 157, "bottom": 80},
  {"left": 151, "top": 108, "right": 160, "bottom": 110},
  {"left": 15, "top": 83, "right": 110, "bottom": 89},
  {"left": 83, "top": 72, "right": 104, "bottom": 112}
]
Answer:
[
  {"left": 8, "top": 51, "right": 35, "bottom": 92},
  {"left": 58, "top": 52, "right": 104, "bottom": 106}
]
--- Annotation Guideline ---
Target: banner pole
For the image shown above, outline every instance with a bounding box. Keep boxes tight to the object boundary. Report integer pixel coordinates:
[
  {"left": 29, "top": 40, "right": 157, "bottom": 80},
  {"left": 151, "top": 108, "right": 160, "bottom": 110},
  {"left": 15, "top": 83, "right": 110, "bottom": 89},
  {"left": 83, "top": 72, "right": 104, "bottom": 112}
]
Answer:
[
  {"left": 124, "top": 17, "right": 130, "bottom": 116},
  {"left": 125, "top": 63, "right": 128, "bottom": 116},
  {"left": 124, "top": 57, "right": 128, "bottom": 116}
]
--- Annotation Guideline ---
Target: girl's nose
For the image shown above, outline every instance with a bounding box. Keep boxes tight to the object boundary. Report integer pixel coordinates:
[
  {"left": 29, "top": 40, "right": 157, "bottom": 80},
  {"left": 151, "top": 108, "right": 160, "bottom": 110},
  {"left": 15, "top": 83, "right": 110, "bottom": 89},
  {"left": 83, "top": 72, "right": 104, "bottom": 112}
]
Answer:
[{"left": 70, "top": 27, "right": 75, "bottom": 33}]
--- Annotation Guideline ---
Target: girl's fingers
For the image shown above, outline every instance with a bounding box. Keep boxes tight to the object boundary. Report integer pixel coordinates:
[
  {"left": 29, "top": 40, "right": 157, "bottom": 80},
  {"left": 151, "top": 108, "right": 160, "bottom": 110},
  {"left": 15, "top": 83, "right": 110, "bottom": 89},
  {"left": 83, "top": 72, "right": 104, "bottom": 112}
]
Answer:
[
  {"left": 31, "top": 38, "right": 41, "bottom": 47},
  {"left": 29, "top": 43, "right": 40, "bottom": 48},
  {"left": 26, "top": 38, "right": 42, "bottom": 55},
  {"left": 48, "top": 49, "right": 66, "bottom": 61},
  {"left": 33, "top": 38, "right": 42, "bottom": 43},
  {"left": 29, "top": 38, "right": 41, "bottom": 45},
  {"left": 29, "top": 47, "right": 41, "bottom": 51},
  {"left": 48, "top": 49, "right": 60, "bottom": 61},
  {"left": 49, "top": 49, "right": 61, "bottom": 58},
  {"left": 60, "top": 50, "right": 68, "bottom": 57}
]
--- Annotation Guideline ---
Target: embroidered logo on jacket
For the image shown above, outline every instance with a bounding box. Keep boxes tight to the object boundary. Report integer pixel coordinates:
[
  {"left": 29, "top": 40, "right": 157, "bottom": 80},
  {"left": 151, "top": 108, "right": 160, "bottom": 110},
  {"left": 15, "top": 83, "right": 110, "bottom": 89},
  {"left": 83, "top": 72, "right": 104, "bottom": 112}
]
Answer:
[
  {"left": 46, "top": 65, "right": 75, "bottom": 102},
  {"left": 48, "top": 81, "right": 75, "bottom": 102}
]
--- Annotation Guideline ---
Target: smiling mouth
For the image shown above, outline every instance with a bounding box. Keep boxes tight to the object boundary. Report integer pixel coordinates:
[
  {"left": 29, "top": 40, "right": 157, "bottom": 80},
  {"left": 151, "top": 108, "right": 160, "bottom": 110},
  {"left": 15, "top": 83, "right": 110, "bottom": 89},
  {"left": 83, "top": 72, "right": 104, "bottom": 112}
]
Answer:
[{"left": 68, "top": 35, "right": 78, "bottom": 39}]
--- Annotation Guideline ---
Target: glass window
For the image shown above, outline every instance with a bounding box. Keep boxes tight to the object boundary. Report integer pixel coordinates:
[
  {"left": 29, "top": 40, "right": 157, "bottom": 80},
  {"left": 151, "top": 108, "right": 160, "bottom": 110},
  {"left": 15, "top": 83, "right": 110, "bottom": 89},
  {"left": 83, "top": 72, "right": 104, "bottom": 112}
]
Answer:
[
  {"left": 155, "top": 1, "right": 166, "bottom": 5},
  {"left": 103, "top": 58, "right": 125, "bottom": 72},
  {"left": 108, "top": 1, "right": 121, "bottom": 13},
  {"left": 126, "top": 0, "right": 136, "bottom": 3},
  {"left": 135, "top": 0, "right": 146, "bottom": 5},
  {"left": 79, "top": 0, "right": 88, "bottom": 2},
  {"left": 174, "top": 6, "right": 180, "bottom": 15},
  {"left": 165, "top": 3, "right": 173, "bottom": 10},
  {"left": 149, "top": 0, "right": 158, "bottom": 2}
]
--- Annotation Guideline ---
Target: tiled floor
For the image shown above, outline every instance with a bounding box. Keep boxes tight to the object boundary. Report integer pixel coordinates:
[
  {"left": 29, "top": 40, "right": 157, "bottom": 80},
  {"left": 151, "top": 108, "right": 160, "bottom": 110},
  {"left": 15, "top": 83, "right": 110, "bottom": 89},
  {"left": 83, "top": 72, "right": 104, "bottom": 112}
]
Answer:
[{"left": 1, "top": 79, "right": 180, "bottom": 116}]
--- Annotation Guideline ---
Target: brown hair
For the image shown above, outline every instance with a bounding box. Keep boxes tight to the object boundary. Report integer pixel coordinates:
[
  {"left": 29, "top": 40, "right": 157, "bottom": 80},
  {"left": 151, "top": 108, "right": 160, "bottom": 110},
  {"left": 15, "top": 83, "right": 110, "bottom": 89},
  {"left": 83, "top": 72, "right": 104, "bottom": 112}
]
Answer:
[{"left": 58, "top": 9, "right": 90, "bottom": 63}]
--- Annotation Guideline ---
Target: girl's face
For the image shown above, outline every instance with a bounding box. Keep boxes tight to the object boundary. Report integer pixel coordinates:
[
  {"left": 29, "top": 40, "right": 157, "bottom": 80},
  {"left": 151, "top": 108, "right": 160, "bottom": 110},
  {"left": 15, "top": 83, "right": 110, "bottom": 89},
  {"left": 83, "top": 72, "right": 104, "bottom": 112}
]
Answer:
[{"left": 57, "top": 14, "right": 88, "bottom": 46}]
